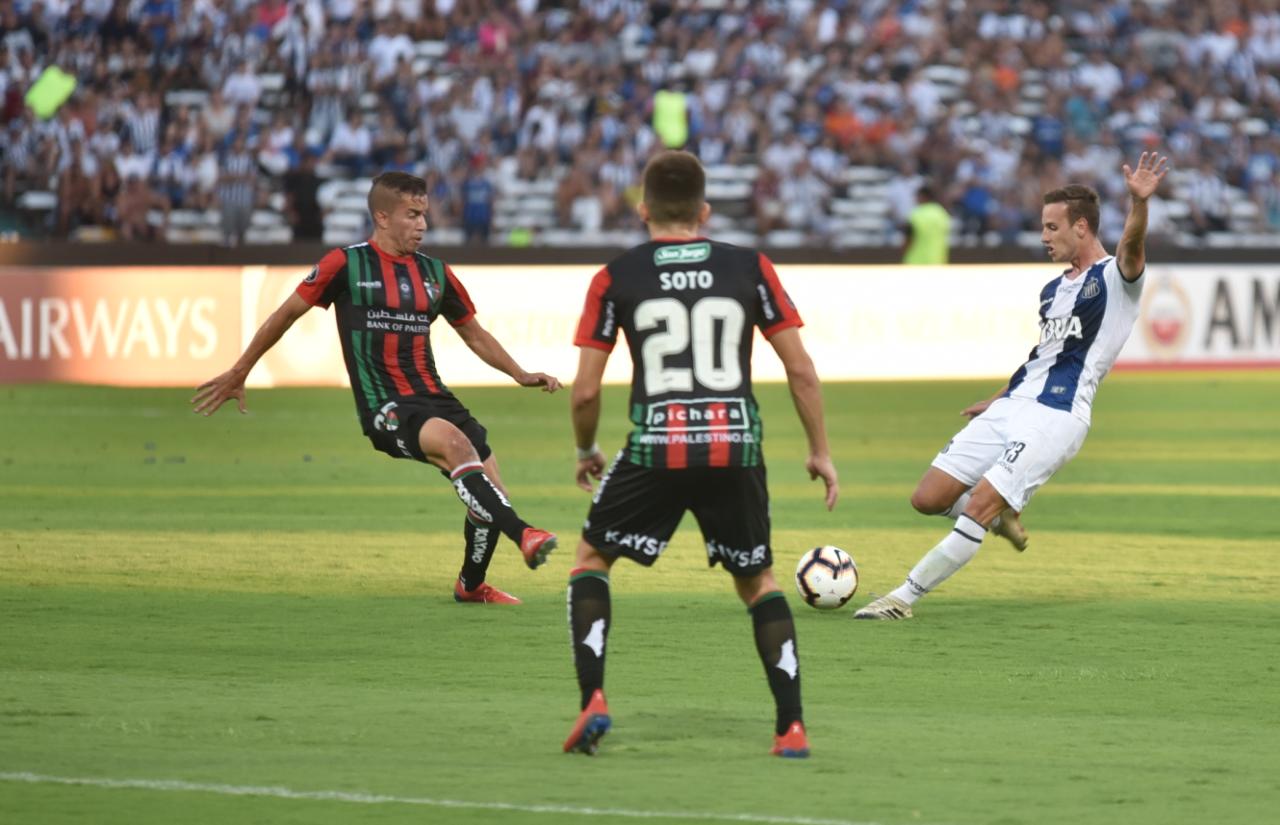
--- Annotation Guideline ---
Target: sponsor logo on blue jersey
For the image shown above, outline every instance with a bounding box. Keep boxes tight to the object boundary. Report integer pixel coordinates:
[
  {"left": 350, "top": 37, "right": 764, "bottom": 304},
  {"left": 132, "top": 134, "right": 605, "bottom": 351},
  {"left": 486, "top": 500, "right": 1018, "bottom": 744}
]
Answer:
[{"left": 1039, "top": 315, "right": 1084, "bottom": 343}]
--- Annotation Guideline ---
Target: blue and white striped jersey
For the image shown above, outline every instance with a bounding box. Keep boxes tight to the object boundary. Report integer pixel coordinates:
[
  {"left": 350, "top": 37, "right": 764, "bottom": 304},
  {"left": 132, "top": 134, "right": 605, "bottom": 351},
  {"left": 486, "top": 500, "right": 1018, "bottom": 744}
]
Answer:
[{"left": 1004, "top": 256, "right": 1143, "bottom": 424}]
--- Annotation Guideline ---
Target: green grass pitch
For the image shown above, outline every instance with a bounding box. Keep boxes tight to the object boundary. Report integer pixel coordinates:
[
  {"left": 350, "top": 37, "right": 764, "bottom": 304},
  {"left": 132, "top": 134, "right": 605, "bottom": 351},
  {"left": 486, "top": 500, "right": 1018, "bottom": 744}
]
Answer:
[{"left": 1, "top": 372, "right": 1278, "bottom": 825}]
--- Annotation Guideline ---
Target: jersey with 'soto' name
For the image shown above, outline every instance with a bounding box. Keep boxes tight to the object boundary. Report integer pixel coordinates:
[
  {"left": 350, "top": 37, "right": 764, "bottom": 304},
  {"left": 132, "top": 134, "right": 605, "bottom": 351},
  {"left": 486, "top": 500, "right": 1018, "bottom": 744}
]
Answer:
[
  {"left": 295, "top": 240, "right": 477, "bottom": 431},
  {"left": 1004, "top": 255, "right": 1143, "bottom": 425},
  {"left": 574, "top": 238, "right": 803, "bottom": 469}
]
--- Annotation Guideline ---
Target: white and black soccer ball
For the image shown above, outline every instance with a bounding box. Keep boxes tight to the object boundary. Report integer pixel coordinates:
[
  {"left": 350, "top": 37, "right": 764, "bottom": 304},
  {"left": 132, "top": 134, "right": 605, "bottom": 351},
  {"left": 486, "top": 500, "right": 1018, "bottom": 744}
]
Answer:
[{"left": 794, "top": 546, "right": 858, "bottom": 610}]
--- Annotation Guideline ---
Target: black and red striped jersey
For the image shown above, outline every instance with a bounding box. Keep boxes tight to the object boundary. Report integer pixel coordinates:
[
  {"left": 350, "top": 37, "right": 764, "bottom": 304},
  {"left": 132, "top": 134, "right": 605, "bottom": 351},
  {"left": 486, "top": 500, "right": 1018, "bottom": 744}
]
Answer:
[
  {"left": 296, "top": 240, "right": 476, "bottom": 428},
  {"left": 574, "top": 238, "right": 803, "bottom": 469}
]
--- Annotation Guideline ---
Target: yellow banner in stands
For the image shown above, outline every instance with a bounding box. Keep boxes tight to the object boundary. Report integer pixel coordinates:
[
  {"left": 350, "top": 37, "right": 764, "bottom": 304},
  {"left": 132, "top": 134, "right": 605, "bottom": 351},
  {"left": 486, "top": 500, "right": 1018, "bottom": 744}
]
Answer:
[{"left": 25, "top": 66, "right": 77, "bottom": 120}]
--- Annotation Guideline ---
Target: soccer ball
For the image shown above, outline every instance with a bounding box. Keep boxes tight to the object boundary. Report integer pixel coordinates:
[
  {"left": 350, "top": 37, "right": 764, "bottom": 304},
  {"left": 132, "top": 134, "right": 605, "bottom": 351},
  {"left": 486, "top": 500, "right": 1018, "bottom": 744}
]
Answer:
[{"left": 794, "top": 546, "right": 858, "bottom": 610}]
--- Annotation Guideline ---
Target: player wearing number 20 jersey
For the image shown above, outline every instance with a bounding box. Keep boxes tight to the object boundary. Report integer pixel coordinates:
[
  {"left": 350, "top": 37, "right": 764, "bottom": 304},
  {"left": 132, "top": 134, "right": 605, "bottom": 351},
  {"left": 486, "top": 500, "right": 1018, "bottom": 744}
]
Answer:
[
  {"left": 573, "top": 239, "right": 802, "bottom": 469},
  {"left": 563, "top": 151, "right": 839, "bottom": 760}
]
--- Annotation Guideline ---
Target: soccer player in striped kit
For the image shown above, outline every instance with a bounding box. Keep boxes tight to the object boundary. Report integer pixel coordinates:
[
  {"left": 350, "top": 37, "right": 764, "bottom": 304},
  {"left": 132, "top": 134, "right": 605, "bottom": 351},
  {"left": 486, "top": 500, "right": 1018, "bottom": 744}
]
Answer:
[
  {"left": 562, "top": 151, "right": 839, "bottom": 758},
  {"left": 193, "top": 172, "right": 561, "bottom": 603},
  {"left": 856, "top": 153, "right": 1169, "bottom": 620}
]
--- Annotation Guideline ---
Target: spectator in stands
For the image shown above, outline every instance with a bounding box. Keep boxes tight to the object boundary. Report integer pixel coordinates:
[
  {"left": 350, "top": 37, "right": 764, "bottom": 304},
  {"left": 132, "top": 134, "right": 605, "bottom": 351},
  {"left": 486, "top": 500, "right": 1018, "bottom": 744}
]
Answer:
[
  {"left": 460, "top": 156, "right": 494, "bottom": 245},
  {"left": 780, "top": 158, "right": 830, "bottom": 239},
  {"left": 326, "top": 109, "right": 371, "bottom": 176},
  {"left": 201, "top": 88, "right": 235, "bottom": 143},
  {"left": 55, "top": 139, "right": 98, "bottom": 236},
  {"left": 1185, "top": 157, "right": 1231, "bottom": 236},
  {"left": 370, "top": 108, "right": 406, "bottom": 168},
  {"left": 188, "top": 132, "right": 219, "bottom": 210},
  {"left": 282, "top": 148, "right": 322, "bottom": 242},
  {"left": 116, "top": 174, "right": 167, "bottom": 241},
  {"left": 153, "top": 132, "right": 193, "bottom": 208},
  {"left": 258, "top": 110, "right": 295, "bottom": 176},
  {"left": 222, "top": 60, "right": 263, "bottom": 109},
  {"left": 95, "top": 150, "right": 123, "bottom": 224},
  {"left": 558, "top": 158, "right": 603, "bottom": 234},
  {"left": 217, "top": 133, "right": 257, "bottom": 246},
  {"left": 114, "top": 136, "right": 152, "bottom": 182},
  {"left": 902, "top": 184, "right": 952, "bottom": 265},
  {"left": 752, "top": 166, "right": 784, "bottom": 237}
]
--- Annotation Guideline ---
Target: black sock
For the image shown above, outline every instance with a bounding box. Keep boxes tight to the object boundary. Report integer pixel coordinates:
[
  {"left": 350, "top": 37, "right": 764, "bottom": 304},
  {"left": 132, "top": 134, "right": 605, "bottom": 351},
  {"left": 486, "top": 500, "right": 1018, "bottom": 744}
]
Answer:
[
  {"left": 568, "top": 571, "right": 611, "bottom": 709},
  {"left": 457, "top": 511, "right": 499, "bottom": 591},
  {"left": 749, "top": 592, "right": 803, "bottom": 736},
  {"left": 448, "top": 462, "right": 530, "bottom": 544}
]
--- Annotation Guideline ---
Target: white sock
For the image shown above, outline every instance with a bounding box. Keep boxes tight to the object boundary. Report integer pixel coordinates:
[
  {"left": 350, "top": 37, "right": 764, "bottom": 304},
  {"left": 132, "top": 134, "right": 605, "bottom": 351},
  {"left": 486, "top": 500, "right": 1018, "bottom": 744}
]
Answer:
[
  {"left": 940, "top": 490, "right": 972, "bottom": 520},
  {"left": 890, "top": 514, "right": 986, "bottom": 605}
]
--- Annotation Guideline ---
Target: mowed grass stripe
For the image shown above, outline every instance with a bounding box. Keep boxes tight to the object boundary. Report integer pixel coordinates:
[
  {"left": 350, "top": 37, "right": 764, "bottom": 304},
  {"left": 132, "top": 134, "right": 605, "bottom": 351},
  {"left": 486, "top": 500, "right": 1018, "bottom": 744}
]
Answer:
[
  {"left": 4, "top": 527, "right": 1277, "bottom": 601},
  {"left": 7, "top": 481, "right": 1280, "bottom": 499}
]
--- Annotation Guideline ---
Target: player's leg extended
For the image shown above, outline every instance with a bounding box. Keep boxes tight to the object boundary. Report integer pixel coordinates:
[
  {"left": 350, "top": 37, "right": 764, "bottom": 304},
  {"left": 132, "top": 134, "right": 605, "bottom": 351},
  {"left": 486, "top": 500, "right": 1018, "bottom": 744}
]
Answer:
[
  {"left": 736, "top": 570, "right": 808, "bottom": 758},
  {"left": 564, "top": 540, "right": 614, "bottom": 755},
  {"left": 856, "top": 479, "right": 1008, "bottom": 620},
  {"left": 419, "top": 419, "right": 555, "bottom": 570},
  {"left": 454, "top": 453, "right": 518, "bottom": 602}
]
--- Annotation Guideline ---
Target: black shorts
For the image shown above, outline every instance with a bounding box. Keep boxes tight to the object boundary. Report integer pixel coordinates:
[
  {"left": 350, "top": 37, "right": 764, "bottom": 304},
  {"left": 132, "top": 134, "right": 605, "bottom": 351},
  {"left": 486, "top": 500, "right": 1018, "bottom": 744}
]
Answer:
[
  {"left": 582, "top": 456, "right": 772, "bottom": 577},
  {"left": 365, "top": 395, "right": 492, "bottom": 464}
]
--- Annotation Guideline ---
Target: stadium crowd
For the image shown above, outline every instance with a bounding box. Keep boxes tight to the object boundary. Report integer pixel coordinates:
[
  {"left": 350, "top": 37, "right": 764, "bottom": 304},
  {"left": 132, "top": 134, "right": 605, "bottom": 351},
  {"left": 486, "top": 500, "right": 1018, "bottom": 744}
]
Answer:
[{"left": 2, "top": 0, "right": 1280, "bottom": 247}]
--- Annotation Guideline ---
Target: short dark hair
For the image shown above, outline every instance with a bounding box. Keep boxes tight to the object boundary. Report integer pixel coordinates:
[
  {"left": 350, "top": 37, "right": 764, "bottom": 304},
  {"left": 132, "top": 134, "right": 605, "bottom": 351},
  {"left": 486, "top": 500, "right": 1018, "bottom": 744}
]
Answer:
[
  {"left": 642, "top": 151, "right": 705, "bottom": 225},
  {"left": 368, "top": 171, "right": 427, "bottom": 216},
  {"left": 1043, "top": 184, "right": 1100, "bottom": 235}
]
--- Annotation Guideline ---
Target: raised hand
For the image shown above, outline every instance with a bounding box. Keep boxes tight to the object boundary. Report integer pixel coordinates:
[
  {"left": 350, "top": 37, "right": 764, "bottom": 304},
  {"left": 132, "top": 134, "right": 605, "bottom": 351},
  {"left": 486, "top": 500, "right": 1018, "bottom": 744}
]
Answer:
[{"left": 1123, "top": 152, "right": 1169, "bottom": 201}]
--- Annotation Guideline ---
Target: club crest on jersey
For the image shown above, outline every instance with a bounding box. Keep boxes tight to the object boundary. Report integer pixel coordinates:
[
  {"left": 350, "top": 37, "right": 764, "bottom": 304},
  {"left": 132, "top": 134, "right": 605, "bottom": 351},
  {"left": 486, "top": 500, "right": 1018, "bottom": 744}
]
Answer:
[
  {"left": 399, "top": 280, "right": 411, "bottom": 296},
  {"left": 374, "top": 400, "right": 400, "bottom": 432},
  {"left": 304, "top": 266, "right": 319, "bottom": 283},
  {"left": 1039, "top": 315, "right": 1083, "bottom": 343},
  {"left": 424, "top": 281, "right": 441, "bottom": 303},
  {"left": 654, "top": 242, "right": 710, "bottom": 266}
]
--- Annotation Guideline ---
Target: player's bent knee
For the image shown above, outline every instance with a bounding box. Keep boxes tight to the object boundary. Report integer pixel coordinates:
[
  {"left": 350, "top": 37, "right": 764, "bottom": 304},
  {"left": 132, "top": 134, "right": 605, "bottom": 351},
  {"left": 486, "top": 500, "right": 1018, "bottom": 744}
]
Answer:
[
  {"left": 909, "top": 488, "right": 947, "bottom": 515},
  {"left": 419, "top": 418, "right": 478, "bottom": 467},
  {"left": 735, "top": 568, "right": 779, "bottom": 605},
  {"left": 574, "top": 540, "right": 612, "bottom": 573}
]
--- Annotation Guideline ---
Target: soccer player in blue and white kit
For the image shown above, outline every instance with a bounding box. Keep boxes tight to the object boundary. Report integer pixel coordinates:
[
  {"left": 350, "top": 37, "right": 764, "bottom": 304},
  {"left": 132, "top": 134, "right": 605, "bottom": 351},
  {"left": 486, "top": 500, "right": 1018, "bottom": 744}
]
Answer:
[{"left": 856, "top": 152, "right": 1169, "bottom": 620}]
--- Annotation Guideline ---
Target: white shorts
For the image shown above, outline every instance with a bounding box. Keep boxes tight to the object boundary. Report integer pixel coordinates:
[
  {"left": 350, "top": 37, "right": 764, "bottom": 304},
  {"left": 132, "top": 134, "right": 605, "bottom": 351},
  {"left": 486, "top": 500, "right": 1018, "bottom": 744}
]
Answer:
[{"left": 930, "top": 397, "right": 1088, "bottom": 512}]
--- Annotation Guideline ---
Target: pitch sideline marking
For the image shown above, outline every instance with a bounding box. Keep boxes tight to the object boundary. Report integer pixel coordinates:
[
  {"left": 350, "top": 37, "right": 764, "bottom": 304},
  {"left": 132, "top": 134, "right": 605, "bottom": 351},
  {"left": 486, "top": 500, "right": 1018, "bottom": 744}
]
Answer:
[{"left": 0, "top": 771, "right": 890, "bottom": 825}]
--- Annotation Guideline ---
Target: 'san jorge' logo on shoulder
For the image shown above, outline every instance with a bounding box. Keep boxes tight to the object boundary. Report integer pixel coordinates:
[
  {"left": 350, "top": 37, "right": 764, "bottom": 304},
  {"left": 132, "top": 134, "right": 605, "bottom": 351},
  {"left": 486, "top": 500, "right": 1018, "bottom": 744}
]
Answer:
[{"left": 654, "top": 242, "right": 710, "bottom": 266}]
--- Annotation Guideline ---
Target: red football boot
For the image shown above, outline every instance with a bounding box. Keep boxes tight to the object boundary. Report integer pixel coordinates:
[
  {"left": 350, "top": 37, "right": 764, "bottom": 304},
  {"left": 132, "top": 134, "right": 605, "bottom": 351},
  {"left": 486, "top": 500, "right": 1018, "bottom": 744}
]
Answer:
[
  {"left": 519, "top": 527, "right": 557, "bottom": 570},
  {"left": 563, "top": 689, "right": 611, "bottom": 755},
  {"left": 771, "top": 721, "right": 810, "bottom": 758},
  {"left": 453, "top": 580, "right": 522, "bottom": 604}
]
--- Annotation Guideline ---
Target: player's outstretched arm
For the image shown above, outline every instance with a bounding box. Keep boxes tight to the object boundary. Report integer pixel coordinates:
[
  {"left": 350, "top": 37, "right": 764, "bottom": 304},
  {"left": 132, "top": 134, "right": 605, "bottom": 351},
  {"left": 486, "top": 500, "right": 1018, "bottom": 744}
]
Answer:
[
  {"left": 570, "top": 347, "right": 610, "bottom": 491},
  {"left": 191, "top": 292, "right": 312, "bottom": 416},
  {"left": 768, "top": 327, "right": 838, "bottom": 510},
  {"left": 1117, "top": 152, "right": 1169, "bottom": 282},
  {"left": 453, "top": 318, "right": 562, "bottom": 392}
]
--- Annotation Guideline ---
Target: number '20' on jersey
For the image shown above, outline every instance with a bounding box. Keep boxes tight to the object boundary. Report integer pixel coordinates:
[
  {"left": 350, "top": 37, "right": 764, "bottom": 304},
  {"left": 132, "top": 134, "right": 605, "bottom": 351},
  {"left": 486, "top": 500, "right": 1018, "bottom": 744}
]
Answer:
[{"left": 574, "top": 238, "right": 803, "bottom": 469}]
